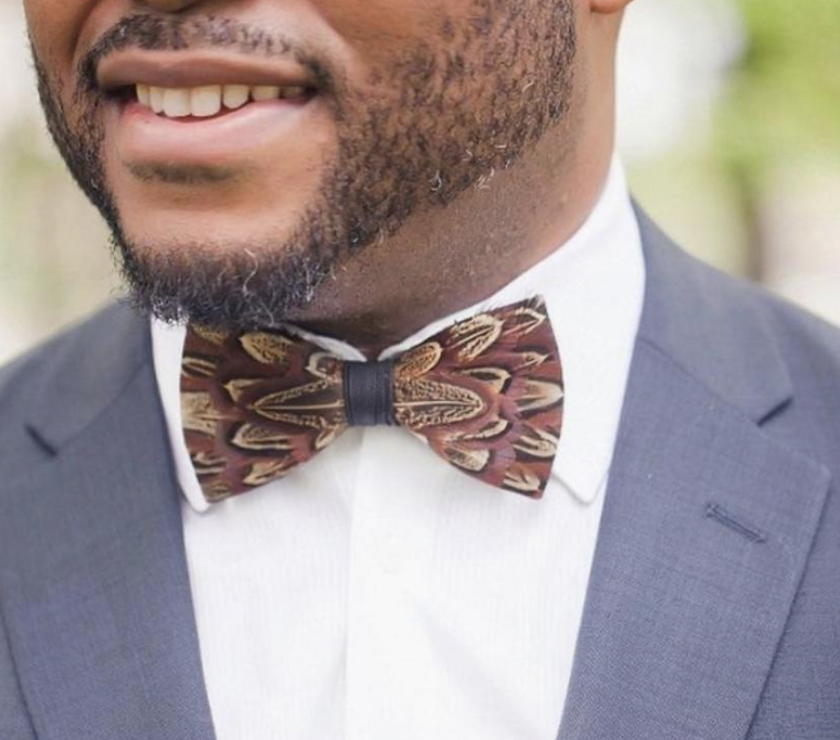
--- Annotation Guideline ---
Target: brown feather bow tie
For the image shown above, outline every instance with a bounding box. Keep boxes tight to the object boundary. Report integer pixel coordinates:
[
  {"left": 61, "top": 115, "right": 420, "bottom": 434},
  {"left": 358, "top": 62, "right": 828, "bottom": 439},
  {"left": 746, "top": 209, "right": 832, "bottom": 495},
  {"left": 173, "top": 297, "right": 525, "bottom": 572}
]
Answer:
[{"left": 180, "top": 296, "right": 564, "bottom": 504}]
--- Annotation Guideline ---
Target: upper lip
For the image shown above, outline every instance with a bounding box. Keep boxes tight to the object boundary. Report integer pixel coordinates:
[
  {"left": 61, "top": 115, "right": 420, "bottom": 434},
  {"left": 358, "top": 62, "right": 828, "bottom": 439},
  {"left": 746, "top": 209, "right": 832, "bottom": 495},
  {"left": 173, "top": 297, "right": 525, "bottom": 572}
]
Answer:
[{"left": 96, "top": 50, "right": 319, "bottom": 93}]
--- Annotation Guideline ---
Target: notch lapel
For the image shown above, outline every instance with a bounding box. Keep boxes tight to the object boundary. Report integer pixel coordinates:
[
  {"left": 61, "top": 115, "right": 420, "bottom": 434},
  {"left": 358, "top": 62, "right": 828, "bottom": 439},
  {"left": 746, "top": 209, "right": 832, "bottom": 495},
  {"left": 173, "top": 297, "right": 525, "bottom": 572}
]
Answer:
[
  {"left": 558, "top": 213, "right": 832, "bottom": 739},
  {"left": 558, "top": 341, "right": 830, "bottom": 739},
  {"left": 0, "top": 306, "right": 215, "bottom": 740}
]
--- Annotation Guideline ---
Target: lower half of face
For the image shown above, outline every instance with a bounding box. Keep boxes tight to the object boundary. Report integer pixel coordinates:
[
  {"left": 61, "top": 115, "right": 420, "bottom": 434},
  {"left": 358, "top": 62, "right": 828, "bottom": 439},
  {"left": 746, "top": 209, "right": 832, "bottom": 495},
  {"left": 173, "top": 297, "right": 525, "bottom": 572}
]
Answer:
[{"left": 29, "top": 0, "right": 577, "bottom": 329}]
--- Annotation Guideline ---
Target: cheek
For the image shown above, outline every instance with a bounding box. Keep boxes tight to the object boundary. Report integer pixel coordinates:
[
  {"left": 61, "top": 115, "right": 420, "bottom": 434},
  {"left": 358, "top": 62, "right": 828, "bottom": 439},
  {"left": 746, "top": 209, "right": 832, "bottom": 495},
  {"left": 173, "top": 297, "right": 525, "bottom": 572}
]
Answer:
[
  {"left": 310, "top": 0, "right": 461, "bottom": 66},
  {"left": 25, "top": 0, "right": 88, "bottom": 71},
  {"left": 24, "top": 0, "right": 130, "bottom": 102}
]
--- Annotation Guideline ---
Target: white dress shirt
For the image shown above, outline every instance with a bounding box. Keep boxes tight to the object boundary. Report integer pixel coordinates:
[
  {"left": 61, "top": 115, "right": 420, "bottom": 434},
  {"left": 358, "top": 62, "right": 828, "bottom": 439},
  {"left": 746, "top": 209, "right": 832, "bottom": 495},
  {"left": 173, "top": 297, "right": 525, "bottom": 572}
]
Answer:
[{"left": 151, "top": 156, "right": 646, "bottom": 740}]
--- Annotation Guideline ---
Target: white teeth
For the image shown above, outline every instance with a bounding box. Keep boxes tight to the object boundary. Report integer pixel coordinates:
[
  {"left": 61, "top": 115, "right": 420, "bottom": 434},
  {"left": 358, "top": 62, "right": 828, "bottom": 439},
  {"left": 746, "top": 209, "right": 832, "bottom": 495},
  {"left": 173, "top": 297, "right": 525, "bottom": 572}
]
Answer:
[
  {"left": 251, "top": 85, "right": 281, "bottom": 101},
  {"left": 163, "top": 88, "right": 192, "bottom": 118},
  {"left": 150, "top": 86, "right": 165, "bottom": 114},
  {"left": 136, "top": 83, "right": 308, "bottom": 118},
  {"left": 136, "top": 84, "right": 150, "bottom": 106},
  {"left": 223, "top": 84, "right": 250, "bottom": 110},
  {"left": 191, "top": 85, "right": 222, "bottom": 117}
]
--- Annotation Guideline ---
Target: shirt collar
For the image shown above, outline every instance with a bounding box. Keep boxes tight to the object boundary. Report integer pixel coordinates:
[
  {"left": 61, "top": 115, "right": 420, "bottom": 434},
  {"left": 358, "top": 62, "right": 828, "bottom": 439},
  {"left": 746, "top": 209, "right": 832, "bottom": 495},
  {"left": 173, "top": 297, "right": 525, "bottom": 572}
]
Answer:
[{"left": 152, "top": 154, "right": 645, "bottom": 512}]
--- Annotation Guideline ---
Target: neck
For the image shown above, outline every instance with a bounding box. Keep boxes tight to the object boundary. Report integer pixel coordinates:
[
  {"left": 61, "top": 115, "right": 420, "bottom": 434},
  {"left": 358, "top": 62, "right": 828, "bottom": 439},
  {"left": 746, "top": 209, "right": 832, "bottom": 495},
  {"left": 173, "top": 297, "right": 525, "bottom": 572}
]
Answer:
[{"left": 284, "top": 73, "right": 616, "bottom": 358}]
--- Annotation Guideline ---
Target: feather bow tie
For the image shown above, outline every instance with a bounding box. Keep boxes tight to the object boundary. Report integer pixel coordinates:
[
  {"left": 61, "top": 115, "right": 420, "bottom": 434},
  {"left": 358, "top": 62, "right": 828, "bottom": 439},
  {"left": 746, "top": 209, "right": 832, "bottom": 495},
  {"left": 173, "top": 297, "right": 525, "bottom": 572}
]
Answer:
[{"left": 180, "top": 296, "right": 564, "bottom": 504}]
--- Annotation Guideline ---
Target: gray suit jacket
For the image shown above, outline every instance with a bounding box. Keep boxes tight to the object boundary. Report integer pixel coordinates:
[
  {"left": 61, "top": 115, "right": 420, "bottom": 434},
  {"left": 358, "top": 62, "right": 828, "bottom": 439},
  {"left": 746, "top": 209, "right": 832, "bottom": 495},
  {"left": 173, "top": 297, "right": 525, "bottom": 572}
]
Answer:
[{"left": 1, "top": 211, "right": 839, "bottom": 739}]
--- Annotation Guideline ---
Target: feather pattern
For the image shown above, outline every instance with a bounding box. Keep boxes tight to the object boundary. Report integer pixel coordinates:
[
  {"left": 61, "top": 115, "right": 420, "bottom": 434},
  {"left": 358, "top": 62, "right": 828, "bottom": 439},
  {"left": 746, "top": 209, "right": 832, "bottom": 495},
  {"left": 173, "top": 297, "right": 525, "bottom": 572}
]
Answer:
[{"left": 181, "top": 295, "right": 563, "bottom": 502}]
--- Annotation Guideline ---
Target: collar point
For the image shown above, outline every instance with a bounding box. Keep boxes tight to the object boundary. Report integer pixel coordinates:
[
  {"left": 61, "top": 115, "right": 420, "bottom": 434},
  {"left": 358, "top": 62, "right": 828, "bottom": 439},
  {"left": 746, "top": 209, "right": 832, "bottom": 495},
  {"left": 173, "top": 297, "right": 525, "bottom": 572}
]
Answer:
[{"left": 551, "top": 465, "right": 608, "bottom": 506}]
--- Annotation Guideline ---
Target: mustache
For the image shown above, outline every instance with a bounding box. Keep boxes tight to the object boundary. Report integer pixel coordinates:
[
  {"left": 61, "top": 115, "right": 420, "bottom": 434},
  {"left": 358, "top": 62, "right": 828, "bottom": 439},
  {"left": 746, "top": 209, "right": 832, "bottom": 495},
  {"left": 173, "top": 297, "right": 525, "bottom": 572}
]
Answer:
[{"left": 76, "top": 12, "right": 333, "bottom": 99}]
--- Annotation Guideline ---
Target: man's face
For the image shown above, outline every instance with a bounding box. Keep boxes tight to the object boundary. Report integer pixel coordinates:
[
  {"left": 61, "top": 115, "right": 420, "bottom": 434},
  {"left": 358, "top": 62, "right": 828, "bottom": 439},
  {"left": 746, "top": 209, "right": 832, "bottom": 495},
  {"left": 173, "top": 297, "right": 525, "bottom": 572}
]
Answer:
[{"left": 24, "top": 0, "right": 578, "bottom": 330}]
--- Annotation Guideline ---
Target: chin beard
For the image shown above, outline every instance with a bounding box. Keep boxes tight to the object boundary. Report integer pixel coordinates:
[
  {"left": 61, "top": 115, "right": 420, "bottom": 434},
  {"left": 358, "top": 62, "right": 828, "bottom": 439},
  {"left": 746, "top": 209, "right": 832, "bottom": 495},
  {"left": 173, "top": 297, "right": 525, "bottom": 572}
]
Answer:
[
  {"left": 34, "top": 3, "right": 577, "bottom": 332},
  {"left": 112, "top": 197, "right": 351, "bottom": 333}
]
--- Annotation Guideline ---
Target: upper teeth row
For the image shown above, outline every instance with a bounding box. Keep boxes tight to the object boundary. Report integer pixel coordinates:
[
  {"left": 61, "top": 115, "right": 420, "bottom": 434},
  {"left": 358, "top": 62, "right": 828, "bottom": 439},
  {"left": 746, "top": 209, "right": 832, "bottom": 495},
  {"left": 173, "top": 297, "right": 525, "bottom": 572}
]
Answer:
[{"left": 135, "top": 84, "right": 307, "bottom": 118}]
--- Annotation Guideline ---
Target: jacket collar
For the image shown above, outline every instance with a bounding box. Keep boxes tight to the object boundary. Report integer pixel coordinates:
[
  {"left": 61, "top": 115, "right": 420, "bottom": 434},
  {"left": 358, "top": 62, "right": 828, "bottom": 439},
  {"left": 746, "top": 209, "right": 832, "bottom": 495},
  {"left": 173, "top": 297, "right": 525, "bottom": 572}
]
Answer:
[
  {"left": 634, "top": 208, "right": 793, "bottom": 423},
  {"left": 24, "top": 299, "right": 152, "bottom": 456},
  {"left": 557, "top": 206, "right": 829, "bottom": 739},
  {"left": 0, "top": 310, "right": 217, "bottom": 739}
]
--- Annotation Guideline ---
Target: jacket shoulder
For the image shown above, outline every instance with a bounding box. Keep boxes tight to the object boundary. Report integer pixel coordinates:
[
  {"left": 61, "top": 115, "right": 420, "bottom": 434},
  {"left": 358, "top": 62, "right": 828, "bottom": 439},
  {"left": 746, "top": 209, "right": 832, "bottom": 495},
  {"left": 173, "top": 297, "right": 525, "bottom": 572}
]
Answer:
[
  {"left": 637, "top": 207, "right": 840, "bottom": 413},
  {"left": 755, "top": 282, "right": 840, "bottom": 378},
  {"left": 680, "top": 242, "right": 840, "bottom": 464},
  {"left": 710, "top": 258, "right": 840, "bottom": 405},
  {"left": 0, "top": 301, "right": 150, "bottom": 467},
  {"left": 0, "top": 301, "right": 136, "bottom": 398}
]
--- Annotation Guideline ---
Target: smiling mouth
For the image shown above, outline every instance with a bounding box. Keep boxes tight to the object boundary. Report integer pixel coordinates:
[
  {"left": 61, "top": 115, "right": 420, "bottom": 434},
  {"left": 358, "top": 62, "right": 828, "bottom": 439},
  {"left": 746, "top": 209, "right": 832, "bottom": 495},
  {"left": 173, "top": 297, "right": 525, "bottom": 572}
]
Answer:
[
  {"left": 109, "top": 82, "right": 316, "bottom": 121},
  {"left": 98, "top": 50, "right": 322, "bottom": 123}
]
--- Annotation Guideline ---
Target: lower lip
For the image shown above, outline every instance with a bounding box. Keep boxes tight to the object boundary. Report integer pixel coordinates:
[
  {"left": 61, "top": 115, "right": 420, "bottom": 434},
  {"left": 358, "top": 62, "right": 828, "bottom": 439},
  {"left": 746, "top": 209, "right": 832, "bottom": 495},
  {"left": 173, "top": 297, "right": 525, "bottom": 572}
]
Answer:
[{"left": 108, "top": 96, "right": 318, "bottom": 166}]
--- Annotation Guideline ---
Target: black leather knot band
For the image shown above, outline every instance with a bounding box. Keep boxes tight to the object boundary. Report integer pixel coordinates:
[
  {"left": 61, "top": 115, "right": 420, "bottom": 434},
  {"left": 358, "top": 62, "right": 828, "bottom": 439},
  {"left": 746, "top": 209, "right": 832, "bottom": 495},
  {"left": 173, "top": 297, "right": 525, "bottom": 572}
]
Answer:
[{"left": 343, "top": 360, "right": 396, "bottom": 427}]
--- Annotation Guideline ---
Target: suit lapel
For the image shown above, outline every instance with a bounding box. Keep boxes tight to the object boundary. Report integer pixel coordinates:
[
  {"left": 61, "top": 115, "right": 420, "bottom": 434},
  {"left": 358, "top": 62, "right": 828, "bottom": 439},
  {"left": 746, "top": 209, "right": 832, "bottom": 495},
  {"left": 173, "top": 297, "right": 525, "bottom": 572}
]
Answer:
[
  {"left": 0, "top": 307, "right": 215, "bottom": 740},
  {"left": 558, "top": 213, "right": 832, "bottom": 739},
  {"left": 558, "top": 340, "right": 830, "bottom": 739}
]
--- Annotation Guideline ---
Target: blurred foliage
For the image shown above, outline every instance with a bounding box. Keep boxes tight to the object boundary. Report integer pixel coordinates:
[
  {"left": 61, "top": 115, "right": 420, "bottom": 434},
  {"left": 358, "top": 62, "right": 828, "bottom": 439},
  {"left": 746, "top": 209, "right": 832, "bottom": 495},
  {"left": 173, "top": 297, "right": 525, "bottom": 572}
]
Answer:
[{"left": 717, "top": 0, "right": 840, "bottom": 181}]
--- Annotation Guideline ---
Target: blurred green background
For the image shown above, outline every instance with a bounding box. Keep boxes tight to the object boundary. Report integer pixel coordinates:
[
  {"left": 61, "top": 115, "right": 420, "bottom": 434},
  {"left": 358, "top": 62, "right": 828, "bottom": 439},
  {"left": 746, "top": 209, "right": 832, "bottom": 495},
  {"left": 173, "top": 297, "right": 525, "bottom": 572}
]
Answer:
[{"left": 1, "top": 0, "right": 839, "bottom": 363}]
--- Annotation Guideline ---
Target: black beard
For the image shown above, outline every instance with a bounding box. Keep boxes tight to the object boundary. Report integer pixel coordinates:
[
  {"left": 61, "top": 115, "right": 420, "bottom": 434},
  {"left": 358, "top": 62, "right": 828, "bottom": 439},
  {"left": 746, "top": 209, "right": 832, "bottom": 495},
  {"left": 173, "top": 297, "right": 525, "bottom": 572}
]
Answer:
[{"left": 33, "top": 1, "right": 577, "bottom": 333}]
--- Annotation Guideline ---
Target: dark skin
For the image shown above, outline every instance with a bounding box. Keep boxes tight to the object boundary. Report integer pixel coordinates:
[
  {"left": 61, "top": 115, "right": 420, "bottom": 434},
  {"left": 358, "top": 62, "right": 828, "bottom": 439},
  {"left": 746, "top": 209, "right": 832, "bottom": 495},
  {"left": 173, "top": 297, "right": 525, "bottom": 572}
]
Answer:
[{"left": 24, "top": 0, "right": 633, "bottom": 358}]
